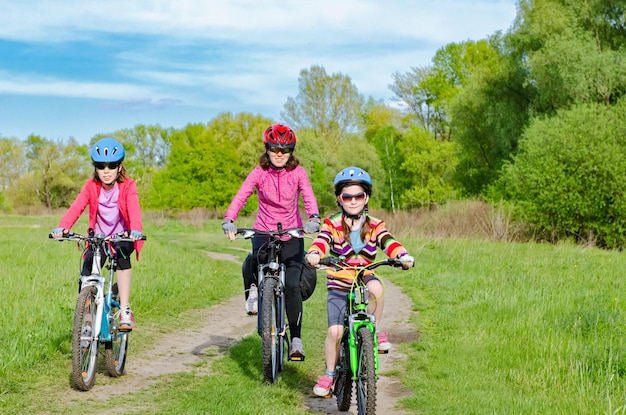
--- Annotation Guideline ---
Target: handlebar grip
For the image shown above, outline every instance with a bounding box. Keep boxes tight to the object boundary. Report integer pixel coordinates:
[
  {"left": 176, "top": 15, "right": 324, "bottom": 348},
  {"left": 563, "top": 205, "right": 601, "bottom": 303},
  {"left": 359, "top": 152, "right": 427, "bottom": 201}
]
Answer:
[{"left": 318, "top": 257, "right": 340, "bottom": 266}]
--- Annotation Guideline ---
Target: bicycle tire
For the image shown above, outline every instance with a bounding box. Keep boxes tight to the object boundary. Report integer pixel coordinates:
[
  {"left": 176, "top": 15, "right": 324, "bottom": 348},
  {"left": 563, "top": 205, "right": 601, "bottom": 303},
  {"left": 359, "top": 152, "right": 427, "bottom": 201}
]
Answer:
[
  {"left": 104, "top": 302, "right": 129, "bottom": 377},
  {"left": 261, "top": 276, "right": 280, "bottom": 383},
  {"left": 355, "top": 326, "right": 377, "bottom": 415},
  {"left": 335, "top": 332, "right": 353, "bottom": 410},
  {"left": 72, "top": 286, "right": 99, "bottom": 391}
]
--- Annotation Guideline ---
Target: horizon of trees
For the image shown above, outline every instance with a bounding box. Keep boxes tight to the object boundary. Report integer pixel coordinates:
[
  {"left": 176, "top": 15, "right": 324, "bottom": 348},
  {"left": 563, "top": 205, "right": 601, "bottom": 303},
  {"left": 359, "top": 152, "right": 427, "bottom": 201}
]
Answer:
[{"left": 2, "top": 0, "right": 626, "bottom": 247}]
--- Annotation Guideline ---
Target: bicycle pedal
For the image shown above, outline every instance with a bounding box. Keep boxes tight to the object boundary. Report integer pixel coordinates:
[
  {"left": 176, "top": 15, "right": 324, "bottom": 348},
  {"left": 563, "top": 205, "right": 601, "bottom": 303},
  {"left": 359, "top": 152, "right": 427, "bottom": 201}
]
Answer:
[
  {"left": 288, "top": 355, "right": 305, "bottom": 362},
  {"left": 378, "top": 349, "right": 389, "bottom": 354},
  {"left": 118, "top": 326, "right": 133, "bottom": 332}
]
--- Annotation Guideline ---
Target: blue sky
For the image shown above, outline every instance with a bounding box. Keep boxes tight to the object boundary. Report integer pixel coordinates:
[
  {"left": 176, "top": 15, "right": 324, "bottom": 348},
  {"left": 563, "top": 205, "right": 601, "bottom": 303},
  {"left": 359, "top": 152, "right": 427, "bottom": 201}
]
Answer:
[{"left": 0, "top": 0, "right": 517, "bottom": 144}]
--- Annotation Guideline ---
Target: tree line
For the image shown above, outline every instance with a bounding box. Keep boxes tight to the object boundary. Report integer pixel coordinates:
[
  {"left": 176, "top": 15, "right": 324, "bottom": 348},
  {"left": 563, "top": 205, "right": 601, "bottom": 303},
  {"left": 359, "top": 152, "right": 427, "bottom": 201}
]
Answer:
[{"left": 2, "top": 0, "right": 626, "bottom": 247}]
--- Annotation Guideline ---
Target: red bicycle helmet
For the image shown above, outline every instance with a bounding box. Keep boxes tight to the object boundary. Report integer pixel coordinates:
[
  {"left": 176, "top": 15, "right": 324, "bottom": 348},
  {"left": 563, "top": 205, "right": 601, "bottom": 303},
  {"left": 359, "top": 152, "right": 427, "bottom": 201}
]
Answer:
[{"left": 263, "top": 124, "right": 296, "bottom": 149}]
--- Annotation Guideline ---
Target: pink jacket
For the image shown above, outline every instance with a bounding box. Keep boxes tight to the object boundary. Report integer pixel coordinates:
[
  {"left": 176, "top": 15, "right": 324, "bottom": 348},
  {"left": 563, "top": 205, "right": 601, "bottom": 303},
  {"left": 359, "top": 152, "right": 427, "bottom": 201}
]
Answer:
[
  {"left": 224, "top": 165, "right": 319, "bottom": 231},
  {"left": 58, "top": 178, "right": 144, "bottom": 258}
]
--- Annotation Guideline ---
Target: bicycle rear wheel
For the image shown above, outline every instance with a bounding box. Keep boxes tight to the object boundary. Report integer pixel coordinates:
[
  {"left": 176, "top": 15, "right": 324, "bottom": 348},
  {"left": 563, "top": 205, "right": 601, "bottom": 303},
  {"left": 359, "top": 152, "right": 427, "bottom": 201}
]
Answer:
[
  {"left": 355, "top": 326, "right": 377, "bottom": 415},
  {"left": 104, "top": 302, "right": 129, "bottom": 377},
  {"left": 72, "top": 286, "right": 99, "bottom": 391},
  {"left": 335, "top": 332, "right": 353, "bottom": 410},
  {"left": 261, "top": 276, "right": 280, "bottom": 383}
]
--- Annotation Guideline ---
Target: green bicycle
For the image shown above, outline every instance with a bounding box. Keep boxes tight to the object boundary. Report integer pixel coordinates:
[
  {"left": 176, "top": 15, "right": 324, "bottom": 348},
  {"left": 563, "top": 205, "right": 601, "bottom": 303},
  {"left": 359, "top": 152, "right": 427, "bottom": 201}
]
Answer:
[{"left": 319, "top": 257, "right": 407, "bottom": 415}]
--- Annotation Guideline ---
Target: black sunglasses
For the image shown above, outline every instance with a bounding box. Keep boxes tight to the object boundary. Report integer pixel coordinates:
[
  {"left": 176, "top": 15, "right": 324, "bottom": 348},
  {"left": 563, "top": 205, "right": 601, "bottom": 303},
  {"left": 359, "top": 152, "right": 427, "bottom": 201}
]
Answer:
[
  {"left": 268, "top": 147, "right": 292, "bottom": 154},
  {"left": 94, "top": 162, "right": 121, "bottom": 170}
]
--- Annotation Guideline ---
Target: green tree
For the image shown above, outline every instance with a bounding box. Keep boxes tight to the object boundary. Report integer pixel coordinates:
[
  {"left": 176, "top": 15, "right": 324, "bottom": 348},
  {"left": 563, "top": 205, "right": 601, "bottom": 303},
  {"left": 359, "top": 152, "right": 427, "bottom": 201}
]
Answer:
[
  {"left": 366, "top": 126, "right": 407, "bottom": 211},
  {"left": 24, "top": 135, "right": 88, "bottom": 209},
  {"left": 146, "top": 124, "right": 238, "bottom": 210},
  {"left": 282, "top": 65, "right": 365, "bottom": 143},
  {"left": 0, "top": 137, "right": 27, "bottom": 211},
  {"left": 496, "top": 100, "right": 626, "bottom": 247},
  {"left": 399, "top": 126, "right": 457, "bottom": 209}
]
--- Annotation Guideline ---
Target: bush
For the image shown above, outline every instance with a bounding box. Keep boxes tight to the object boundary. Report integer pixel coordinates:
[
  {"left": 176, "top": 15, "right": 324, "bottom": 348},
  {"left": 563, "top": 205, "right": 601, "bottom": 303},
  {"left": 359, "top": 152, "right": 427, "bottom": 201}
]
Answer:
[{"left": 495, "top": 101, "right": 626, "bottom": 248}]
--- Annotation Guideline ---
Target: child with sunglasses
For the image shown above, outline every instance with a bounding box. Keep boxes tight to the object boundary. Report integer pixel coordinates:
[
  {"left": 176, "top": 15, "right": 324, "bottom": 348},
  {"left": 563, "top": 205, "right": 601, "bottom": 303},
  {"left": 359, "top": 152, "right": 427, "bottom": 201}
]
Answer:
[
  {"left": 222, "top": 123, "right": 321, "bottom": 360},
  {"left": 305, "top": 166, "right": 414, "bottom": 397},
  {"left": 51, "top": 137, "right": 144, "bottom": 332}
]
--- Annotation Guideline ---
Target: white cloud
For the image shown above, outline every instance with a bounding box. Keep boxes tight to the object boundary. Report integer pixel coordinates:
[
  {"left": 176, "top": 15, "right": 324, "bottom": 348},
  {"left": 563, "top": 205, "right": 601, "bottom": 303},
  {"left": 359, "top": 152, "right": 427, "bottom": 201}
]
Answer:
[
  {"left": 0, "top": 0, "right": 515, "bottom": 45},
  {"left": 0, "top": 71, "right": 157, "bottom": 100}
]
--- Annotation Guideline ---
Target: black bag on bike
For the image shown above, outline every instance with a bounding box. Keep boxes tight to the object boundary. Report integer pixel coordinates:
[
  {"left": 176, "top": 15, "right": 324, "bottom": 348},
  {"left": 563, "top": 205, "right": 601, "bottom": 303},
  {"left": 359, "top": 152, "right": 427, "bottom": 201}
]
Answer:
[
  {"left": 243, "top": 252, "right": 317, "bottom": 301},
  {"left": 300, "top": 260, "right": 317, "bottom": 301}
]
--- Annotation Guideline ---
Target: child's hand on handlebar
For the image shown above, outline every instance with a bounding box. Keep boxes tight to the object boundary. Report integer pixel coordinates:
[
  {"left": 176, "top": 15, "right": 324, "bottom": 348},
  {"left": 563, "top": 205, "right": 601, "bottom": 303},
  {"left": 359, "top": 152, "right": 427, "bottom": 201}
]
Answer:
[
  {"left": 398, "top": 254, "right": 415, "bottom": 269},
  {"left": 51, "top": 228, "right": 67, "bottom": 239}
]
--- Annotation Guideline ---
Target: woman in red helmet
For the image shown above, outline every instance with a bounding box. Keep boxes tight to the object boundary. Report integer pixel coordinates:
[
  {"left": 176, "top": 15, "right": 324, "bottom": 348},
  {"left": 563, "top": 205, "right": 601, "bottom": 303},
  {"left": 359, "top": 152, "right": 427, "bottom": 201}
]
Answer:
[{"left": 222, "top": 123, "right": 320, "bottom": 360}]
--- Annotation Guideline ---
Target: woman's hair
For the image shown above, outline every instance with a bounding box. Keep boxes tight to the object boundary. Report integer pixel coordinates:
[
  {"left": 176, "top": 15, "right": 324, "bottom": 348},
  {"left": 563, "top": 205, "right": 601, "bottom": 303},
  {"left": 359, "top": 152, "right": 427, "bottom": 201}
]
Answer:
[
  {"left": 92, "top": 164, "right": 127, "bottom": 183},
  {"left": 259, "top": 149, "right": 300, "bottom": 170}
]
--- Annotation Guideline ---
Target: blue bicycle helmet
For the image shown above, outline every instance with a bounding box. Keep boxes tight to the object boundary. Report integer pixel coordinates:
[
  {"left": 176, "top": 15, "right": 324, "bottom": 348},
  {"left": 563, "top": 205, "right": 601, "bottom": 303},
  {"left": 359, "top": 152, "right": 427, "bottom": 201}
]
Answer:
[
  {"left": 333, "top": 166, "right": 372, "bottom": 195},
  {"left": 91, "top": 138, "right": 125, "bottom": 163}
]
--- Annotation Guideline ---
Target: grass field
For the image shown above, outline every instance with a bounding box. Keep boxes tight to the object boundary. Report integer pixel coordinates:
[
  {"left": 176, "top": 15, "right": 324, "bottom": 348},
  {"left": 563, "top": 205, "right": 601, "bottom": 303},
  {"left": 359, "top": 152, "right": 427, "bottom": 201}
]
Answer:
[{"left": 2, "top": 214, "right": 626, "bottom": 414}]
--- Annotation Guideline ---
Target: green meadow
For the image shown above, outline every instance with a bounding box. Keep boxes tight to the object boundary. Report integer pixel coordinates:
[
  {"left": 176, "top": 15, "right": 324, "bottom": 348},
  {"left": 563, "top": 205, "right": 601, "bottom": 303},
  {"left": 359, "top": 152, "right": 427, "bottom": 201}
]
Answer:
[{"left": 2, "top": 214, "right": 626, "bottom": 414}]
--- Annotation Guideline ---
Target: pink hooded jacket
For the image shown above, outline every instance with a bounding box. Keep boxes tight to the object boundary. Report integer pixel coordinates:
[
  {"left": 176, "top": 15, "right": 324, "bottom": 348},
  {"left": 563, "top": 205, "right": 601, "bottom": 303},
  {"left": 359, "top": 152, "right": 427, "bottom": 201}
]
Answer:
[
  {"left": 58, "top": 178, "right": 144, "bottom": 258},
  {"left": 224, "top": 165, "right": 319, "bottom": 231}
]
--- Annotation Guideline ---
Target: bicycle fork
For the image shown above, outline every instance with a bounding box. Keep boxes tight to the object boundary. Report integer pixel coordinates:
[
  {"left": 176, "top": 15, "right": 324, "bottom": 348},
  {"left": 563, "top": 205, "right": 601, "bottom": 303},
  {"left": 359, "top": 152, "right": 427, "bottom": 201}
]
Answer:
[
  {"left": 348, "top": 315, "right": 379, "bottom": 379},
  {"left": 79, "top": 275, "right": 105, "bottom": 345}
]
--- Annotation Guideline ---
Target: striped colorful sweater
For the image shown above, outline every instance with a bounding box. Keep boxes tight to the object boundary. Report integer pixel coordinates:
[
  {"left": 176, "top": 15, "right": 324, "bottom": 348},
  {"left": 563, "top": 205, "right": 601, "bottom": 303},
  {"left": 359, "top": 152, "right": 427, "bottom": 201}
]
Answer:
[{"left": 308, "top": 212, "right": 409, "bottom": 291}]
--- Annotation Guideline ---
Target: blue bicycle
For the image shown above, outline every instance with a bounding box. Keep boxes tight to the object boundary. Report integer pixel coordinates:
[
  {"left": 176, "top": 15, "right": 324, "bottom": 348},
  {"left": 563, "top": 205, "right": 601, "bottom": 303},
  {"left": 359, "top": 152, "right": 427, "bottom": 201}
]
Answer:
[{"left": 50, "top": 230, "right": 146, "bottom": 391}]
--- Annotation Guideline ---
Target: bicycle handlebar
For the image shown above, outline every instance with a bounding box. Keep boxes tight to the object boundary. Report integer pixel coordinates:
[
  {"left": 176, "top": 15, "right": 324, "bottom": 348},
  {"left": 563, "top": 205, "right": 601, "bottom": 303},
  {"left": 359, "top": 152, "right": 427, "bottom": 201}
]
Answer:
[
  {"left": 317, "top": 256, "right": 412, "bottom": 271},
  {"left": 48, "top": 231, "right": 147, "bottom": 243},
  {"left": 235, "top": 227, "right": 306, "bottom": 240}
]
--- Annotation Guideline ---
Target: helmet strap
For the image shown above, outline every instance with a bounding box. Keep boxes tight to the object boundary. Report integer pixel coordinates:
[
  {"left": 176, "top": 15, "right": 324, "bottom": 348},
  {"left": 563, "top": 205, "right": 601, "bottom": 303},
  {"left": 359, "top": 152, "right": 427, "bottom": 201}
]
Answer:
[{"left": 341, "top": 204, "right": 368, "bottom": 224}]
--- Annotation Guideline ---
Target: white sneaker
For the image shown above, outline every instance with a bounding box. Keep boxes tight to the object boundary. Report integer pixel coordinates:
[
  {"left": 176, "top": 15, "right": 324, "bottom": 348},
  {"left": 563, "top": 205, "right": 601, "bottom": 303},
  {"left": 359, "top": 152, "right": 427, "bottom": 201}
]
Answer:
[
  {"left": 289, "top": 337, "right": 305, "bottom": 361},
  {"left": 246, "top": 284, "right": 258, "bottom": 315},
  {"left": 119, "top": 307, "right": 135, "bottom": 331}
]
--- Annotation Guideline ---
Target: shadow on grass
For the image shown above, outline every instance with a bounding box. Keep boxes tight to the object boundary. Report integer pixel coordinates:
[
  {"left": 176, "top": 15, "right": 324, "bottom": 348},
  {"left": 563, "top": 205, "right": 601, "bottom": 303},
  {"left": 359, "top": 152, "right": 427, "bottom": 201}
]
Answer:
[{"left": 227, "top": 335, "right": 312, "bottom": 390}]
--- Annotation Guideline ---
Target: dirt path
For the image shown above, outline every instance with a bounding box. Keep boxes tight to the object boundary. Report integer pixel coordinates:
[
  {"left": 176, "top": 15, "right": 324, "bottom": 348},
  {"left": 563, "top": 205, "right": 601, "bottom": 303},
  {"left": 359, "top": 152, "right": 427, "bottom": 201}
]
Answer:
[{"left": 59, "top": 252, "right": 417, "bottom": 414}]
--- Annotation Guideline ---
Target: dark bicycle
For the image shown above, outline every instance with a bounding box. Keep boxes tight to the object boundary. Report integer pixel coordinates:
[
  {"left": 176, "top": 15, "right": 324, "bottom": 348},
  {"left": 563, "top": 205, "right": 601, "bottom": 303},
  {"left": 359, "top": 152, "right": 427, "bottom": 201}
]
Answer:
[
  {"left": 319, "top": 256, "right": 409, "bottom": 415},
  {"left": 50, "top": 230, "right": 146, "bottom": 391},
  {"left": 236, "top": 223, "right": 306, "bottom": 383}
]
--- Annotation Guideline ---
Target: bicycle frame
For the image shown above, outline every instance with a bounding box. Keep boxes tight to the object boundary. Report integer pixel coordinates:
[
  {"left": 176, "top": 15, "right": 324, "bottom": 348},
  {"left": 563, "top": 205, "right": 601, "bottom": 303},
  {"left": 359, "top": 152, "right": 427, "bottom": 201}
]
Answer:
[{"left": 79, "top": 237, "right": 123, "bottom": 345}]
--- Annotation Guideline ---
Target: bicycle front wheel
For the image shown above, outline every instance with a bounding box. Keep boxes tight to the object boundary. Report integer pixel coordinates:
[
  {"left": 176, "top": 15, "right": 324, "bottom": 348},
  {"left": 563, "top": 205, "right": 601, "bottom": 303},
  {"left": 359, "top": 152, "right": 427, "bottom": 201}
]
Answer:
[
  {"left": 335, "top": 332, "right": 353, "bottom": 410},
  {"left": 72, "top": 286, "right": 99, "bottom": 391},
  {"left": 355, "top": 326, "right": 377, "bottom": 415},
  {"left": 261, "top": 277, "right": 280, "bottom": 383},
  {"left": 104, "top": 302, "right": 129, "bottom": 377}
]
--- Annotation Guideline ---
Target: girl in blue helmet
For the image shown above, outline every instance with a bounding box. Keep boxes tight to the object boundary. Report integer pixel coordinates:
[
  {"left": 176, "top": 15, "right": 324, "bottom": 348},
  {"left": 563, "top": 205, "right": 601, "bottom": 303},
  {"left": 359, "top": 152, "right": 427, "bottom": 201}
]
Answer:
[
  {"left": 306, "top": 166, "right": 414, "bottom": 397},
  {"left": 51, "top": 137, "right": 144, "bottom": 331}
]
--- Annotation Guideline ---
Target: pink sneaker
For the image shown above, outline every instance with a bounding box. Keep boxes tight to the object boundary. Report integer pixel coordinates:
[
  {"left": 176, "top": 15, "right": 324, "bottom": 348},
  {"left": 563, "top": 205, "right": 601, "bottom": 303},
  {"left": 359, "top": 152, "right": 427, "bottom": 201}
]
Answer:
[
  {"left": 313, "top": 375, "right": 335, "bottom": 397},
  {"left": 119, "top": 307, "right": 135, "bottom": 331},
  {"left": 378, "top": 331, "right": 392, "bottom": 352}
]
